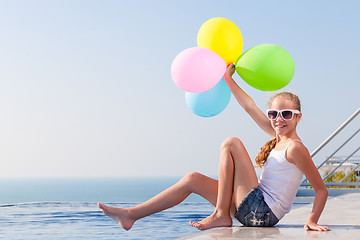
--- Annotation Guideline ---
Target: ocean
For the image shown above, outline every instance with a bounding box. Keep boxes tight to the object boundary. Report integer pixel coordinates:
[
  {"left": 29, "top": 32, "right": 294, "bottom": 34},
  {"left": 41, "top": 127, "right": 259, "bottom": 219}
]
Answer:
[{"left": 0, "top": 177, "right": 309, "bottom": 240}]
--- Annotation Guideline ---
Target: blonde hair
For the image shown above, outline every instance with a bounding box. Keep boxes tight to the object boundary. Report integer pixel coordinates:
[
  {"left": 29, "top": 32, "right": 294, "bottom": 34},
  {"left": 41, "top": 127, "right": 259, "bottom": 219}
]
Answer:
[{"left": 255, "top": 92, "right": 301, "bottom": 168}]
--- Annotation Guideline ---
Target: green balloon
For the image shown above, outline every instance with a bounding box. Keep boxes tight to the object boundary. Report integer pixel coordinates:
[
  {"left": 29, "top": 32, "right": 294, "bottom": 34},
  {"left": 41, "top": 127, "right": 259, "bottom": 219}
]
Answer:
[{"left": 235, "top": 44, "right": 295, "bottom": 91}]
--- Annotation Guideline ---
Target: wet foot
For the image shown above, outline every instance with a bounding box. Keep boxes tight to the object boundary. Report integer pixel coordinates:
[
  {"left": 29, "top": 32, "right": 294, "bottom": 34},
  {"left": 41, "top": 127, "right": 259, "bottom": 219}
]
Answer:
[
  {"left": 189, "top": 212, "right": 232, "bottom": 230},
  {"left": 98, "top": 203, "right": 135, "bottom": 231}
]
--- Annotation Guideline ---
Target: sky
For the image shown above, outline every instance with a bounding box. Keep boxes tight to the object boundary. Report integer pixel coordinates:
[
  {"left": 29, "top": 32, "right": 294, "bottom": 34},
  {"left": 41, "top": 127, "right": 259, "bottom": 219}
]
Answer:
[{"left": 0, "top": 0, "right": 359, "bottom": 178}]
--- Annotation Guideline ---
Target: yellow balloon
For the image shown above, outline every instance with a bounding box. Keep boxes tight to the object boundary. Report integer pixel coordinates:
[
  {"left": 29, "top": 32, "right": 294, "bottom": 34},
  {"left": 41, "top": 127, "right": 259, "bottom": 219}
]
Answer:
[{"left": 197, "top": 17, "right": 243, "bottom": 65}]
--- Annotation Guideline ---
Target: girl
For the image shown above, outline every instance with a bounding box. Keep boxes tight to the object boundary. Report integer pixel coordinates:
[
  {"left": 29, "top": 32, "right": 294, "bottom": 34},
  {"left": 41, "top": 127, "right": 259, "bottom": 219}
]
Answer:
[{"left": 98, "top": 64, "right": 330, "bottom": 232}]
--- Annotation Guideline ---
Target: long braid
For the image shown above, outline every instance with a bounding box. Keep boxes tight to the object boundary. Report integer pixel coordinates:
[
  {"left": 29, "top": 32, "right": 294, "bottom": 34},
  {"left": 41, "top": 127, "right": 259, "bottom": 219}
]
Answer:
[{"left": 255, "top": 138, "right": 277, "bottom": 168}]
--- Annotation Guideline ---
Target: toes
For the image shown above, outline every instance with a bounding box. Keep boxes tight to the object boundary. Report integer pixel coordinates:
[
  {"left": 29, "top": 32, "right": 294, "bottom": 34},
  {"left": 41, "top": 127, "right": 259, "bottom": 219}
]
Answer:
[
  {"left": 189, "top": 221, "right": 200, "bottom": 228},
  {"left": 98, "top": 203, "right": 108, "bottom": 210},
  {"left": 192, "top": 222, "right": 203, "bottom": 229},
  {"left": 196, "top": 225, "right": 203, "bottom": 230}
]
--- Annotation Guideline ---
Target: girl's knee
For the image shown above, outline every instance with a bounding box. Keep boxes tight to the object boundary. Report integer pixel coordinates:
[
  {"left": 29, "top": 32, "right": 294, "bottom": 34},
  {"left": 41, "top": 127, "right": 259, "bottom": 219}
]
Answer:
[
  {"left": 180, "top": 172, "right": 205, "bottom": 192},
  {"left": 182, "top": 172, "right": 203, "bottom": 184},
  {"left": 221, "top": 137, "right": 243, "bottom": 151}
]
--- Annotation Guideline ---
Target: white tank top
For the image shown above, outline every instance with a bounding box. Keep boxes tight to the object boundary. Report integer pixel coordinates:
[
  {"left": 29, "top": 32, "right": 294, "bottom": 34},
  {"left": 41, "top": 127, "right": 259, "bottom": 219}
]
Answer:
[{"left": 258, "top": 139, "right": 304, "bottom": 220}]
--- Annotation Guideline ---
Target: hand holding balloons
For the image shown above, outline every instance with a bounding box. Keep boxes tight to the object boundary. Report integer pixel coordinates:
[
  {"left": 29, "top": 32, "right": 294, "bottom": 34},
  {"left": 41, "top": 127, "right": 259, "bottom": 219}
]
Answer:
[{"left": 224, "top": 63, "right": 236, "bottom": 80}]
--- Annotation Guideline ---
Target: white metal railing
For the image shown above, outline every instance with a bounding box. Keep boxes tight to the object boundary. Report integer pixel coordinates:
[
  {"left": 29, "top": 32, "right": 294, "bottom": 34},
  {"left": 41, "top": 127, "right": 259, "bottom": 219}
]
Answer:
[{"left": 301, "top": 108, "right": 360, "bottom": 187}]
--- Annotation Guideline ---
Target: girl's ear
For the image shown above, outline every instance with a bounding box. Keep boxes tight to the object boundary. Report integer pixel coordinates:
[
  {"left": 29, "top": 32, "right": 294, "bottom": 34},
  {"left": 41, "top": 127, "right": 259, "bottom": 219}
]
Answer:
[{"left": 296, "top": 112, "right": 302, "bottom": 123}]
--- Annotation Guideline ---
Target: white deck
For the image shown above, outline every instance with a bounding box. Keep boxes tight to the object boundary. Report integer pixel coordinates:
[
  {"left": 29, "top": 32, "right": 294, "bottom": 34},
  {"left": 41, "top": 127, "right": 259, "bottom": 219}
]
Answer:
[{"left": 178, "top": 193, "right": 360, "bottom": 240}]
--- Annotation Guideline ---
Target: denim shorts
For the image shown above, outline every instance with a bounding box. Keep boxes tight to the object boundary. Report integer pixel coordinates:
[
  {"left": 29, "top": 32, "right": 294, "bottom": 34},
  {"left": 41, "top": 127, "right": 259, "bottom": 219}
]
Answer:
[{"left": 234, "top": 187, "right": 279, "bottom": 227}]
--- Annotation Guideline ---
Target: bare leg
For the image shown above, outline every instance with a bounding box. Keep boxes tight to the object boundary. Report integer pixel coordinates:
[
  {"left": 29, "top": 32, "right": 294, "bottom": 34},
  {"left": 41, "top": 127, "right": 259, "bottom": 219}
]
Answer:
[
  {"left": 190, "top": 137, "right": 258, "bottom": 230},
  {"left": 98, "top": 172, "right": 218, "bottom": 230}
]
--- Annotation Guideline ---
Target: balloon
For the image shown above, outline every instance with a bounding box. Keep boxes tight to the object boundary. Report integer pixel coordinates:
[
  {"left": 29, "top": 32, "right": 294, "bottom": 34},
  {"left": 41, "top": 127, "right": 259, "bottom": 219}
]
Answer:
[
  {"left": 197, "top": 17, "right": 243, "bottom": 65},
  {"left": 185, "top": 79, "right": 231, "bottom": 117},
  {"left": 235, "top": 44, "right": 295, "bottom": 91},
  {"left": 171, "top": 47, "right": 226, "bottom": 93}
]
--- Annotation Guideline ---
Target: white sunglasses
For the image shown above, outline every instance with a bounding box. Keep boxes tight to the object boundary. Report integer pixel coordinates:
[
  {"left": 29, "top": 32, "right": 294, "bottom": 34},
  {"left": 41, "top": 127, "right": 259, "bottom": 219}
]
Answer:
[{"left": 266, "top": 109, "right": 300, "bottom": 121}]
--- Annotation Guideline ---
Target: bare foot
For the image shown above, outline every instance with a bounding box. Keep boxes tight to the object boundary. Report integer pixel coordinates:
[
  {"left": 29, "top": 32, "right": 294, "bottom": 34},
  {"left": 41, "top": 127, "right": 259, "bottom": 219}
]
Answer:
[
  {"left": 189, "top": 212, "right": 232, "bottom": 230},
  {"left": 98, "top": 203, "right": 135, "bottom": 231}
]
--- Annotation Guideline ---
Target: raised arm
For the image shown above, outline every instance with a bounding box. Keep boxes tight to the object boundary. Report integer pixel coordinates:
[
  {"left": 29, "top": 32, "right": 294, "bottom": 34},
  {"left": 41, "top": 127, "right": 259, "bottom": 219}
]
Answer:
[{"left": 223, "top": 64, "right": 275, "bottom": 137}]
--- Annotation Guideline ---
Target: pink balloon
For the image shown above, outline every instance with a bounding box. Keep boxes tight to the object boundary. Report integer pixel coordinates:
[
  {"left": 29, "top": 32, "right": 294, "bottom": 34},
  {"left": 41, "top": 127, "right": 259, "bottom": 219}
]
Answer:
[{"left": 171, "top": 47, "right": 226, "bottom": 93}]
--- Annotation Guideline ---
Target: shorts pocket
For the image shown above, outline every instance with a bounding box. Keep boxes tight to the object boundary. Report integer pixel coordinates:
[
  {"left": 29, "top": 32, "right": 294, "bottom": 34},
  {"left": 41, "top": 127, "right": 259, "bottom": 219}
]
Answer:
[{"left": 243, "top": 211, "right": 270, "bottom": 227}]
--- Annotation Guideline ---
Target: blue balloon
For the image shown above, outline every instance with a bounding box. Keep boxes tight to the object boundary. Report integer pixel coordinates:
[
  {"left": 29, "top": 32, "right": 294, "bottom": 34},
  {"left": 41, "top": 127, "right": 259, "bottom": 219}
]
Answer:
[{"left": 185, "top": 79, "right": 231, "bottom": 117}]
